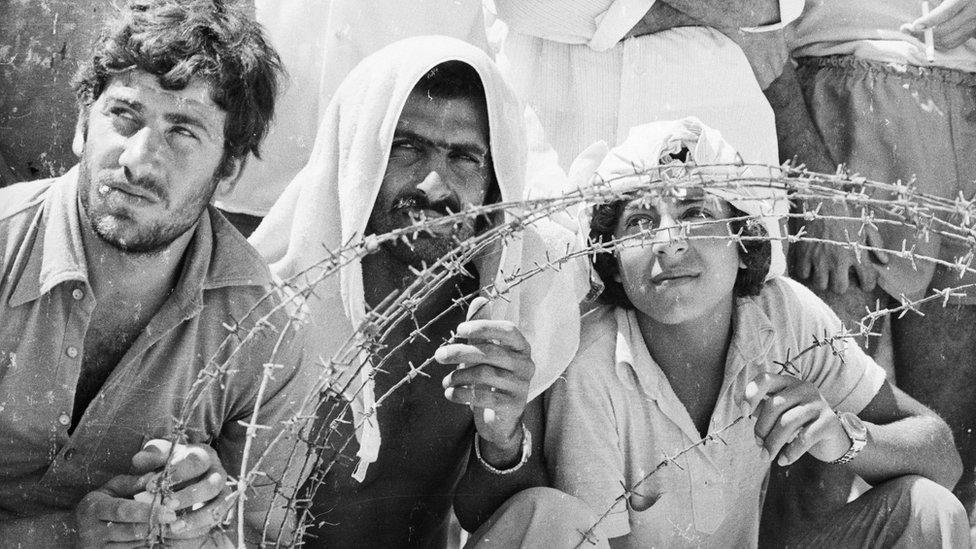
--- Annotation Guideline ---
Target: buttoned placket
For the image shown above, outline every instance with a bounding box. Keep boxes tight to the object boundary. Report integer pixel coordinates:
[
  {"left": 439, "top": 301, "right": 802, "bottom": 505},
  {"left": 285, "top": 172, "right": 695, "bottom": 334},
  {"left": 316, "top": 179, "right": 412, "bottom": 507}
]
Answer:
[{"left": 44, "top": 281, "right": 95, "bottom": 478}]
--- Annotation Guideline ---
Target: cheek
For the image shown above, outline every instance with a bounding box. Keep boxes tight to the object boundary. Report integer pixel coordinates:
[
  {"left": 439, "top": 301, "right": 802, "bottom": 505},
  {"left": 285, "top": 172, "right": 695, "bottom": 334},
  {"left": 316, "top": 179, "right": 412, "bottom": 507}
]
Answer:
[{"left": 615, "top": 249, "right": 652, "bottom": 287}]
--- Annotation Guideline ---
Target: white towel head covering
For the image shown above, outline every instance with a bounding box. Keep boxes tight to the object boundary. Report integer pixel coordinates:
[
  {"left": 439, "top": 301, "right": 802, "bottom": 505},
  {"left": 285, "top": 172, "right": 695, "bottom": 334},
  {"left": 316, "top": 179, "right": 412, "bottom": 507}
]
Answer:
[
  {"left": 250, "top": 35, "right": 582, "bottom": 480},
  {"left": 567, "top": 117, "right": 788, "bottom": 293}
]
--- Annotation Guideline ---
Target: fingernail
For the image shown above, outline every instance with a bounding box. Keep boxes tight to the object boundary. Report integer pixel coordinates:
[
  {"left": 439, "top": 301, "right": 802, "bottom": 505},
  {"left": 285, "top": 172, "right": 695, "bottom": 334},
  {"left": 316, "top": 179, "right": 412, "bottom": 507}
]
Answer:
[
  {"left": 170, "top": 520, "right": 187, "bottom": 533},
  {"left": 777, "top": 454, "right": 789, "bottom": 466},
  {"left": 761, "top": 448, "right": 770, "bottom": 461}
]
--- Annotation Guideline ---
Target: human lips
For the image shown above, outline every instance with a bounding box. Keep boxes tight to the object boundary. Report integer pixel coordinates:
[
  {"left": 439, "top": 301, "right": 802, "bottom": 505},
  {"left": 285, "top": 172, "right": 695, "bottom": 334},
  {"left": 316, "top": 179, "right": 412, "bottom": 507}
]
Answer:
[
  {"left": 650, "top": 270, "right": 699, "bottom": 286},
  {"left": 97, "top": 179, "right": 159, "bottom": 204}
]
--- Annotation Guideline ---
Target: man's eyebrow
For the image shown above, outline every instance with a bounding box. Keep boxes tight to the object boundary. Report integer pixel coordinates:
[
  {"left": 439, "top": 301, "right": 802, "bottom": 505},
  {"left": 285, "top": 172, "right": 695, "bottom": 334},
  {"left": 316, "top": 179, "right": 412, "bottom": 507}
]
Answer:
[{"left": 394, "top": 128, "right": 488, "bottom": 157}]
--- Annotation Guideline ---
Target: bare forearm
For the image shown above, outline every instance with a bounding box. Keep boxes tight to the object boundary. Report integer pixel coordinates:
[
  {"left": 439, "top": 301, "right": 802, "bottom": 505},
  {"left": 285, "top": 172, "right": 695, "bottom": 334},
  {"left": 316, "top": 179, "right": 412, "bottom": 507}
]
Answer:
[
  {"left": 853, "top": 416, "right": 962, "bottom": 490},
  {"left": 453, "top": 436, "right": 549, "bottom": 532},
  {"left": 453, "top": 400, "right": 549, "bottom": 532},
  {"left": 0, "top": 512, "right": 75, "bottom": 547},
  {"left": 658, "top": 0, "right": 780, "bottom": 28}
]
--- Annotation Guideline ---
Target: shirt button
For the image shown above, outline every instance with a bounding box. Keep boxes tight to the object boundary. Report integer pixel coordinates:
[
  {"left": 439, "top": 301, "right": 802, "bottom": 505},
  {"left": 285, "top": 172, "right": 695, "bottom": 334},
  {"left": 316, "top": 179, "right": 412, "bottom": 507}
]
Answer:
[
  {"left": 58, "top": 413, "right": 70, "bottom": 426},
  {"left": 72, "top": 288, "right": 84, "bottom": 301},
  {"left": 64, "top": 448, "right": 76, "bottom": 461},
  {"left": 65, "top": 346, "right": 79, "bottom": 358}
]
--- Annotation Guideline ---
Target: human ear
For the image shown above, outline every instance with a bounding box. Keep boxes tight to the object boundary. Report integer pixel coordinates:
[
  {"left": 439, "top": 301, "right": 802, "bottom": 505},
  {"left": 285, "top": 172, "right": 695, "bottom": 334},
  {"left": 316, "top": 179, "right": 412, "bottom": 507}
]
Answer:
[
  {"left": 72, "top": 108, "right": 89, "bottom": 158},
  {"left": 215, "top": 156, "right": 246, "bottom": 193}
]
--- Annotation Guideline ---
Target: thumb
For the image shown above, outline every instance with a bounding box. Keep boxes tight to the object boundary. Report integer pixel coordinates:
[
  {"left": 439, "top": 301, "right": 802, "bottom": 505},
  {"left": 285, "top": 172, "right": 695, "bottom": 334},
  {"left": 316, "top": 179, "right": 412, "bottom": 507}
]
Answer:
[
  {"left": 131, "top": 439, "right": 172, "bottom": 472},
  {"left": 466, "top": 295, "right": 492, "bottom": 323}
]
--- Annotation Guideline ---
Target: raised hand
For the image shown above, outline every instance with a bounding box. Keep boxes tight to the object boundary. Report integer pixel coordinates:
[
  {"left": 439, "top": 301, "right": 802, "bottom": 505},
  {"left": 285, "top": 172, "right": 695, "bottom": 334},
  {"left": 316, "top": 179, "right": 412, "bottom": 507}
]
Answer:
[
  {"left": 743, "top": 372, "right": 852, "bottom": 466},
  {"left": 435, "top": 297, "right": 535, "bottom": 461}
]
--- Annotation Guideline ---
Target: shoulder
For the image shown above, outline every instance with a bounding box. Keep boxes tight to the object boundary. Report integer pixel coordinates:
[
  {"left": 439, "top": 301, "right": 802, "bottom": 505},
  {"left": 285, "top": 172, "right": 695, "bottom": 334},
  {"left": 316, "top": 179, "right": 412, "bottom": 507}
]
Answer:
[
  {"left": 0, "top": 179, "right": 55, "bottom": 270},
  {"left": 553, "top": 304, "right": 619, "bottom": 392},
  {"left": 751, "top": 277, "right": 842, "bottom": 333},
  {"left": 0, "top": 178, "right": 54, "bottom": 222}
]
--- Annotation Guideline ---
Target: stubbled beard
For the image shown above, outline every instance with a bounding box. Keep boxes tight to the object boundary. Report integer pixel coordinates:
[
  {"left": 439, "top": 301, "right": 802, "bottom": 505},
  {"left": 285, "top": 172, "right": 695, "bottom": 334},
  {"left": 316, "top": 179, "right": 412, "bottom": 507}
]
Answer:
[
  {"left": 366, "top": 190, "right": 479, "bottom": 268},
  {"left": 78, "top": 154, "right": 216, "bottom": 254}
]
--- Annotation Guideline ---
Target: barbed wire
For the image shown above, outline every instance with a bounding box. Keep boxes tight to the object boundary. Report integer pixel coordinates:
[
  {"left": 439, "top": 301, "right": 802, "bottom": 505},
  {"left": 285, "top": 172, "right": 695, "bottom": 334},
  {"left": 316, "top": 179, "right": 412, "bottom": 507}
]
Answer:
[{"left": 142, "top": 163, "right": 976, "bottom": 546}]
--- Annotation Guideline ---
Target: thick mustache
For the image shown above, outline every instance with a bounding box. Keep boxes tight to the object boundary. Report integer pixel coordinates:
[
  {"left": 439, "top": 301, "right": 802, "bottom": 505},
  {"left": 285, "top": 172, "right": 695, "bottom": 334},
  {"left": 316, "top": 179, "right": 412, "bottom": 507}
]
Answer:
[
  {"left": 98, "top": 172, "right": 166, "bottom": 202},
  {"left": 391, "top": 193, "right": 461, "bottom": 217}
]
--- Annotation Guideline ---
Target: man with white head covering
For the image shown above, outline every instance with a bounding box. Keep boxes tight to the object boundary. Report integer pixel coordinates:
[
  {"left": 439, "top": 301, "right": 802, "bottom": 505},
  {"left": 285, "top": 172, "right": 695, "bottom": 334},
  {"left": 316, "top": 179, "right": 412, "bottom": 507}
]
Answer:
[
  {"left": 543, "top": 118, "right": 967, "bottom": 547},
  {"left": 251, "top": 36, "right": 590, "bottom": 547}
]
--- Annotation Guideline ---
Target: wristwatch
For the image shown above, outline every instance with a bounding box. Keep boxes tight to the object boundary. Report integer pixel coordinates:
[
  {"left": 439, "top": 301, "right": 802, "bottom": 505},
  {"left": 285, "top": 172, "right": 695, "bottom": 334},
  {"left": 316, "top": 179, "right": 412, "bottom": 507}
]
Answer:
[{"left": 832, "top": 412, "right": 868, "bottom": 464}]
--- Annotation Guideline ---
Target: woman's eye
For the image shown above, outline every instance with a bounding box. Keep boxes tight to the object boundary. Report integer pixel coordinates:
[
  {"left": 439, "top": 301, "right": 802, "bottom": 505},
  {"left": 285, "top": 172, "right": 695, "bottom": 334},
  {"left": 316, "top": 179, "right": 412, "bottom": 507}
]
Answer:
[
  {"left": 170, "top": 126, "right": 197, "bottom": 140},
  {"left": 682, "top": 207, "right": 714, "bottom": 220},
  {"left": 625, "top": 216, "right": 655, "bottom": 230}
]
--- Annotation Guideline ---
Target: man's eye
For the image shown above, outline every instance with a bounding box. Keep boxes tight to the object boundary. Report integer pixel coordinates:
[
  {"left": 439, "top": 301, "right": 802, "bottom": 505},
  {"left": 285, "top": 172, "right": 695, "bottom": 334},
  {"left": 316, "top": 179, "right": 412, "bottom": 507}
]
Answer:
[
  {"left": 110, "top": 108, "right": 139, "bottom": 134},
  {"left": 451, "top": 151, "right": 482, "bottom": 166},
  {"left": 392, "top": 140, "right": 418, "bottom": 151}
]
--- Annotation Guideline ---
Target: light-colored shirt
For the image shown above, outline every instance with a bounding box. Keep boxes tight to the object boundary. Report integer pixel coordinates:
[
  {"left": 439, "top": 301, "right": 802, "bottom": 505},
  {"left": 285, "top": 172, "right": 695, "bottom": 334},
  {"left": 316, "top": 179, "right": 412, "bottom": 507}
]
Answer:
[
  {"left": 494, "top": 0, "right": 800, "bottom": 171},
  {"left": 0, "top": 168, "right": 310, "bottom": 539},
  {"left": 545, "top": 277, "right": 886, "bottom": 548},
  {"left": 790, "top": 0, "right": 976, "bottom": 73}
]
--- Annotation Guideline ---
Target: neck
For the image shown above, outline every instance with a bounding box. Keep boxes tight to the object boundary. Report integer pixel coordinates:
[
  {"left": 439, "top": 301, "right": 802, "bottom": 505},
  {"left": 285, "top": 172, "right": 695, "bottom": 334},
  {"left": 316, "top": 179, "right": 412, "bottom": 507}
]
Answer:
[
  {"left": 636, "top": 295, "right": 735, "bottom": 378},
  {"left": 78, "top": 205, "right": 194, "bottom": 304}
]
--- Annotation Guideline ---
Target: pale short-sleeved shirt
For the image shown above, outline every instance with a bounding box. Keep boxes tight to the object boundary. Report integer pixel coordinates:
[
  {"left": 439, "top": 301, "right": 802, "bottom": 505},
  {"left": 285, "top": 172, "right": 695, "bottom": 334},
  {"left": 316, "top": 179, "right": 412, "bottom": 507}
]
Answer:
[
  {"left": 545, "top": 277, "right": 886, "bottom": 548},
  {"left": 0, "top": 168, "right": 310, "bottom": 538}
]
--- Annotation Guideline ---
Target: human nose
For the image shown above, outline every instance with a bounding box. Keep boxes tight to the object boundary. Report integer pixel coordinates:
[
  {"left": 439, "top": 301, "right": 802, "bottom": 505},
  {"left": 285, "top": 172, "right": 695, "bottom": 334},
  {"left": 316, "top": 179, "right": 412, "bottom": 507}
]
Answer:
[
  {"left": 416, "top": 167, "right": 455, "bottom": 205},
  {"left": 118, "top": 126, "right": 164, "bottom": 178},
  {"left": 651, "top": 215, "right": 688, "bottom": 257}
]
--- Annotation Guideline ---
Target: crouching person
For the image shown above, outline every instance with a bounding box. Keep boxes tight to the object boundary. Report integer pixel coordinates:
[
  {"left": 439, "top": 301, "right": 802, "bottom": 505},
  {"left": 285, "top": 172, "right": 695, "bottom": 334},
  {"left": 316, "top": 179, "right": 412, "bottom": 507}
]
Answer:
[
  {"left": 544, "top": 119, "right": 967, "bottom": 547},
  {"left": 0, "top": 1, "right": 311, "bottom": 545}
]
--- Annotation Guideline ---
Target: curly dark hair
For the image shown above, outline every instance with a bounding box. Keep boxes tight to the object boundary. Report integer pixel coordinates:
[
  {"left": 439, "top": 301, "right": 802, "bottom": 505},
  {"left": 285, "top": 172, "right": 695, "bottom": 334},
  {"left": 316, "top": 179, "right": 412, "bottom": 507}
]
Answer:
[
  {"left": 72, "top": 0, "right": 283, "bottom": 177},
  {"left": 589, "top": 199, "right": 771, "bottom": 309}
]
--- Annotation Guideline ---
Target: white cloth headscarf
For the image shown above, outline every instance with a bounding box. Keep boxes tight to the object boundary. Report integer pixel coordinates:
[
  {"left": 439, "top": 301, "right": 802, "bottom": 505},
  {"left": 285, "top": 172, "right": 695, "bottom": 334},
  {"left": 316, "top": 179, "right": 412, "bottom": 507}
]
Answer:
[
  {"left": 567, "top": 117, "right": 789, "bottom": 289},
  {"left": 250, "top": 35, "right": 584, "bottom": 480}
]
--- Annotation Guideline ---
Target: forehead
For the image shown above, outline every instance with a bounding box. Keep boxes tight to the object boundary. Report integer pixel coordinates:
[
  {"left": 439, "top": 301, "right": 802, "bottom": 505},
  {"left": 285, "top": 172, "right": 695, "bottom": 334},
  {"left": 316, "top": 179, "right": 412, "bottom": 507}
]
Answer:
[
  {"left": 98, "top": 70, "right": 225, "bottom": 128},
  {"left": 622, "top": 192, "right": 732, "bottom": 216},
  {"left": 395, "top": 90, "right": 489, "bottom": 149}
]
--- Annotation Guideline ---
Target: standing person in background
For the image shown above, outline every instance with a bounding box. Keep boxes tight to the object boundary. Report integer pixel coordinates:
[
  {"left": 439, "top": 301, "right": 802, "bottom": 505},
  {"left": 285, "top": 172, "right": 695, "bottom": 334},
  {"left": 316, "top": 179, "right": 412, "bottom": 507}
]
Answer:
[{"left": 788, "top": 0, "right": 976, "bottom": 533}]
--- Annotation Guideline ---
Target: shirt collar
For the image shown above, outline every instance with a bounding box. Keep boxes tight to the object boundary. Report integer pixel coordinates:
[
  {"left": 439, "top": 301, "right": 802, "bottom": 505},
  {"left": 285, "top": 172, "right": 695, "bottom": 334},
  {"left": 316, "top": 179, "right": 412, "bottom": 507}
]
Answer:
[
  {"left": 9, "top": 166, "right": 271, "bottom": 309},
  {"left": 727, "top": 293, "right": 777, "bottom": 376},
  {"left": 614, "top": 307, "right": 664, "bottom": 401},
  {"left": 9, "top": 167, "right": 88, "bottom": 307},
  {"left": 613, "top": 295, "right": 777, "bottom": 399}
]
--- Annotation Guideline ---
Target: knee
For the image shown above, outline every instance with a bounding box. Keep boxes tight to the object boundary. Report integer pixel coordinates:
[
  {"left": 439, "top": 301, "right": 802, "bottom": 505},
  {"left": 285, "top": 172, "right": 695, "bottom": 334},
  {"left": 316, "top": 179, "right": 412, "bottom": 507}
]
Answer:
[
  {"left": 506, "top": 487, "right": 599, "bottom": 524},
  {"left": 884, "top": 475, "right": 967, "bottom": 543},
  {"left": 900, "top": 475, "right": 965, "bottom": 519}
]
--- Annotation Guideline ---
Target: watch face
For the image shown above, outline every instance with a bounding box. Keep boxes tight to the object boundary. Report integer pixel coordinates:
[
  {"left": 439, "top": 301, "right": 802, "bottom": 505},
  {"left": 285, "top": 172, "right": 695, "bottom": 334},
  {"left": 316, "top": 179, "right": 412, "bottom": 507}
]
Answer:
[{"left": 840, "top": 412, "right": 868, "bottom": 441}]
